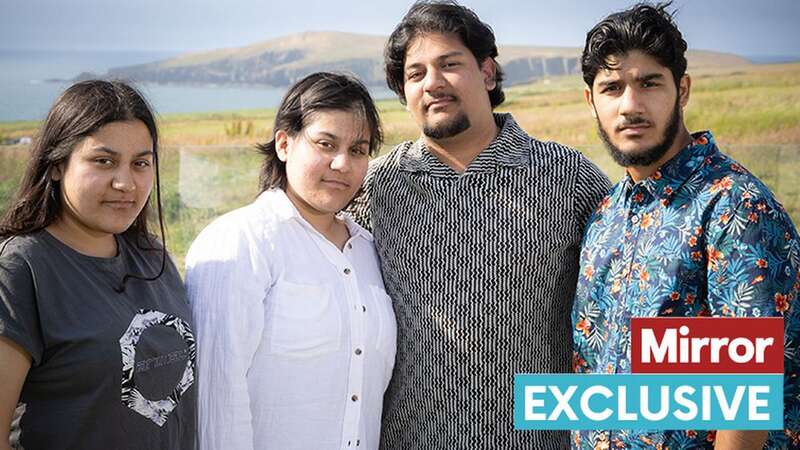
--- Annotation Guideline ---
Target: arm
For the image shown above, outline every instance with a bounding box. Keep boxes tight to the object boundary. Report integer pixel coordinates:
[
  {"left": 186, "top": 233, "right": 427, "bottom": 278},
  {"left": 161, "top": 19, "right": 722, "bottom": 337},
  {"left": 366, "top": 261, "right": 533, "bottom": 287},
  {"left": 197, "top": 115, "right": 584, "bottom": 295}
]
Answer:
[
  {"left": 714, "top": 430, "right": 768, "bottom": 450},
  {"left": 0, "top": 337, "right": 30, "bottom": 450},
  {"left": 705, "top": 191, "right": 800, "bottom": 448},
  {"left": 185, "top": 220, "right": 270, "bottom": 450},
  {"left": 573, "top": 155, "right": 612, "bottom": 231},
  {"left": 345, "top": 155, "right": 381, "bottom": 232},
  {"left": 0, "top": 248, "right": 43, "bottom": 449}
]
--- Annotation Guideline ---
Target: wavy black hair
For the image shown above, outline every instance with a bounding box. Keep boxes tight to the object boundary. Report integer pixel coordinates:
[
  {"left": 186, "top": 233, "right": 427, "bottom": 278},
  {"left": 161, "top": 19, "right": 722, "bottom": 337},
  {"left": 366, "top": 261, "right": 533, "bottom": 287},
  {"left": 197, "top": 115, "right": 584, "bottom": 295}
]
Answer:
[
  {"left": 384, "top": 0, "right": 505, "bottom": 107},
  {"left": 582, "top": 2, "right": 687, "bottom": 89}
]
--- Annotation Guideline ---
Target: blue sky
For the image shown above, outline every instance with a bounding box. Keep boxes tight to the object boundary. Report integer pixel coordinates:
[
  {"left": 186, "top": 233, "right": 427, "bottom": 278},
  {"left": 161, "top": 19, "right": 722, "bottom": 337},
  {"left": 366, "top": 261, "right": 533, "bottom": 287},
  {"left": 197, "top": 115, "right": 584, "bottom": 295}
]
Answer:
[{"left": 3, "top": 0, "right": 799, "bottom": 57}]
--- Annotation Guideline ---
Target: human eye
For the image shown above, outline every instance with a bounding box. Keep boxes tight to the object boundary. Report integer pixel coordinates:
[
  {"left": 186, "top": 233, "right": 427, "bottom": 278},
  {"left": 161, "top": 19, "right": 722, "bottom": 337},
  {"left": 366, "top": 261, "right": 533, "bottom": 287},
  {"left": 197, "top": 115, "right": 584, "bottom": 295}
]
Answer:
[
  {"left": 317, "top": 140, "right": 335, "bottom": 150},
  {"left": 406, "top": 69, "right": 424, "bottom": 81},
  {"left": 133, "top": 159, "right": 152, "bottom": 169},
  {"left": 93, "top": 156, "right": 115, "bottom": 167},
  {"left": 600, "top": 83, "right": 620, "bottom": 94},
  {"left": 642, "top": 80, "right": 660, "bottom": 88},
  {"left": 350, "top": 146, "right": 368, "bottom": 157},
  {"left": 443, "top": 60, "right": 460, "bottom": 68}
]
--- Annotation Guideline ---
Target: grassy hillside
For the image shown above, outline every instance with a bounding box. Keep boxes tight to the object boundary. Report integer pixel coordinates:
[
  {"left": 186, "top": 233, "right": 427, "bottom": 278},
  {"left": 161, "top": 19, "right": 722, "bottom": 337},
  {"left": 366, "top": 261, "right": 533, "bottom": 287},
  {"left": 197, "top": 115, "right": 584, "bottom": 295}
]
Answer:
[
  {"left": 88, "top": 31, "right": 753, "bottom": 88},
  {"left": 1, "top": 62, "right": 799, "bottom": 270}
]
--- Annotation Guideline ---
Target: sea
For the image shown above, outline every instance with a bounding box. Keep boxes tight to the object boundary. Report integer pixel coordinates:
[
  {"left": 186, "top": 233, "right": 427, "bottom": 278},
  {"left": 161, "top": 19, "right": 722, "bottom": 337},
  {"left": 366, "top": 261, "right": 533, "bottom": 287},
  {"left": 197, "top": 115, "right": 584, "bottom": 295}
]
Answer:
[
  {"left": 0, "top": 49, "right": 393, "bottom": 123},
  {"left": 2, "top": 49, "right": 797, "bottom": 124}
]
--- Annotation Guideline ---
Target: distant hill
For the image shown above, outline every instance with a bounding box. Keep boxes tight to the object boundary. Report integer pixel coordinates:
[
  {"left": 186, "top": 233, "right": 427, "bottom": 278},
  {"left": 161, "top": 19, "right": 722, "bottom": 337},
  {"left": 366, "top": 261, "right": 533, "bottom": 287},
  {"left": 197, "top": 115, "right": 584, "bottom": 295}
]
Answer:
[{"left": 102, "top": 31, "right": 753, "bottom": 87}]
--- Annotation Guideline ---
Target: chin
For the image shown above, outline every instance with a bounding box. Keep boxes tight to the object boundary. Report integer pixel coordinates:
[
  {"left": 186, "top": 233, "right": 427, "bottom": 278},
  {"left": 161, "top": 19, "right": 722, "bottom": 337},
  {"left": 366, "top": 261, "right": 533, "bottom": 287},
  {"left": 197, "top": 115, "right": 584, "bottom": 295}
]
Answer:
[
  {"left": 616, "top": 140, "right": 654, "bottom": 155},
  {"left": 312, "top": 199, "right": 349, "bottom": 215}
]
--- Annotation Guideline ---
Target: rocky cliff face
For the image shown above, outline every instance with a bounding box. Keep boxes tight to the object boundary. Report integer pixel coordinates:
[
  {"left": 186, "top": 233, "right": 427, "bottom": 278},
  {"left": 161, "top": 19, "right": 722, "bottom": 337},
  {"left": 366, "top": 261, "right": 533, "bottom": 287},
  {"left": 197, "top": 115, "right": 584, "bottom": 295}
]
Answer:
[
  {"left": 102, "top": 31, "right": 750, "bottom": 88},
  {"left": 502, "top": 57, "right": 581, "bottom": 84},
  {"left": 108, "top": 53, "right": 382, "bottom": 86}
]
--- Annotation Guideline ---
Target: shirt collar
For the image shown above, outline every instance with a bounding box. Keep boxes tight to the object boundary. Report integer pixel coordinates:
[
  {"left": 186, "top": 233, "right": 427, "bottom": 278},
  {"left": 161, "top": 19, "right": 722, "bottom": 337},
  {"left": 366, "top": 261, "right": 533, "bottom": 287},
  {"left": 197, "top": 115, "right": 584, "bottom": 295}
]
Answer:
[
  {"left": 398, "top": 113, "right": 531, "bottom": 173},
  {"left": 623, "top": 131, "right": 717, "bottom": 202},
  {"left": 256, "top": 189, "right": 373, "bottom": 242}
]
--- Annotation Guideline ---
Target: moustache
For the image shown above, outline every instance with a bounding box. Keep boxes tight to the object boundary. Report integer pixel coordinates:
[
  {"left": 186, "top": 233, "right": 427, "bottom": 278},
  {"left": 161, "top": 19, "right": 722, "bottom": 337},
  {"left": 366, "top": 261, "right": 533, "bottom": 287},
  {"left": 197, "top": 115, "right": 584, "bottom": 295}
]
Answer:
[
  {"left": 425, "top": 94, "right": 458, "bottom": 110},
  {"left": 617, "top": 116, "right": 652, "bottom": 131}
]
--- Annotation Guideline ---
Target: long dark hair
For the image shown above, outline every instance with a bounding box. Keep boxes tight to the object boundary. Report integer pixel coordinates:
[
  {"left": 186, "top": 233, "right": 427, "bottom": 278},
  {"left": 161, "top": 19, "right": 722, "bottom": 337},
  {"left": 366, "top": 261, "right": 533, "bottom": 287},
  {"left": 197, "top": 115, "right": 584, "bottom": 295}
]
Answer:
[
  {"left": 256, "top": 72, "right": 383, "bottom": 192},
  {"left": 0, "top": 80, "right": 167, "bottom": 289}
]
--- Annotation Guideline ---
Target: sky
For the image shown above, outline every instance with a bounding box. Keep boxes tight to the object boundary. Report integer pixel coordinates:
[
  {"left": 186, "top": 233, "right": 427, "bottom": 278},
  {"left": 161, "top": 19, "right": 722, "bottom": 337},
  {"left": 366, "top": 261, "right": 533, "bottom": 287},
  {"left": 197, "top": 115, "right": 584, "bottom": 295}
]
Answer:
[{"left": 2, "top": 0, "right": 799, "bottom": 58}]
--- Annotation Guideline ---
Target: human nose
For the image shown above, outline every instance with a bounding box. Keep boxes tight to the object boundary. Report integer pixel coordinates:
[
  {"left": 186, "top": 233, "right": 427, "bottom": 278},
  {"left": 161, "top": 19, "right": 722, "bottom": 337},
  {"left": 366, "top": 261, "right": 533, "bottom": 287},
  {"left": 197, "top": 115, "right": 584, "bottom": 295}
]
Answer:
[
  {"left": 618, "top": 86, "right": 644, "bottom": 116},
  {"left": 423, "top": 66, "right": 445, "bottom": 93},
  {"left": 329, "top": 151, "right": 351, "bottom": 172},
  {"left": 111, "top": 167, "right": 136, "bottom": 192}
]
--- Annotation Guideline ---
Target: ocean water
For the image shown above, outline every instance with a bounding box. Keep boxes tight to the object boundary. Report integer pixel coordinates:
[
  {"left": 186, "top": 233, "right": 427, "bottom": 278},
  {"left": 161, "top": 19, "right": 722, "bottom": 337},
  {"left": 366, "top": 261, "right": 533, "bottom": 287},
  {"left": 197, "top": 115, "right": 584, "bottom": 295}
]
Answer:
[{"left": 0, "top": 49, "right": 392, "bottom": 122}]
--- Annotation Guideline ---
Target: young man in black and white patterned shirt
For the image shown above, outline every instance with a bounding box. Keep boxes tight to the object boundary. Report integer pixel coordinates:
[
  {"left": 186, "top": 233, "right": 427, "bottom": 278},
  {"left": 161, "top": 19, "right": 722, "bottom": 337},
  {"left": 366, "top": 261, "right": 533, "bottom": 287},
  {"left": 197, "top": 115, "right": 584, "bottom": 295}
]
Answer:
[{"left": 348, "top": 2, "right": 611, "bottom": 448}]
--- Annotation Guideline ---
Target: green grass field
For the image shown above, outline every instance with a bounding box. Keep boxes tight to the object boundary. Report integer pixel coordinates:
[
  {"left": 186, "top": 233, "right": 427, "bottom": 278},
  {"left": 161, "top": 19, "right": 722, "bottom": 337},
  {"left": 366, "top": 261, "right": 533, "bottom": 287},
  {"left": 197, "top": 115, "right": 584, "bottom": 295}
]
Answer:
[{"left": 2, "top": 62, "right": 799, "bottom": 270}]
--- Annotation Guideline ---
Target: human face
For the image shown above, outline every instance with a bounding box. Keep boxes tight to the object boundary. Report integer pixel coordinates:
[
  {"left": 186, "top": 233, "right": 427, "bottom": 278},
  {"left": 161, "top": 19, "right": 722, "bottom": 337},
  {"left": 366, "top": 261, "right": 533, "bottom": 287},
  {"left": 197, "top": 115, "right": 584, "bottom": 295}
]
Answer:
[
  {"left": 403, "top": 33, "right": 497, "bottom": 140},
  {"left": 276, "top": 109, "right": 370, "bottom": 219},
  {"left": 54, "top": 120, "right": 154, "bottom": 240},
  {"left": 586, "top": 50, "right": 690, "bottom": 168}
]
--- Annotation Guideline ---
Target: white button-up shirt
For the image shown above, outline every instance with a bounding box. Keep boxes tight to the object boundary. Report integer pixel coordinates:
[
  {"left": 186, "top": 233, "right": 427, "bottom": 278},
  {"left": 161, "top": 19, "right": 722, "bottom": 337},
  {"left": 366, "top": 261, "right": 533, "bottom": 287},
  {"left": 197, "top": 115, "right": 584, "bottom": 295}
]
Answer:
[{"left": 185, "top": 189, "right": 396, "bottom": 450}]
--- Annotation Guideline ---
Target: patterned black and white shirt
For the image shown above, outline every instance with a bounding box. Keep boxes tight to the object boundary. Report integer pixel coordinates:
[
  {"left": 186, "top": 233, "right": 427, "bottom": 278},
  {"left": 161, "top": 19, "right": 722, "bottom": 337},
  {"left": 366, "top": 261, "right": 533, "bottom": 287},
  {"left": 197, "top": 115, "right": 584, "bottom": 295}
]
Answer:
[{"left": 349, "top": 113, "right": 611, "bottom": 449}]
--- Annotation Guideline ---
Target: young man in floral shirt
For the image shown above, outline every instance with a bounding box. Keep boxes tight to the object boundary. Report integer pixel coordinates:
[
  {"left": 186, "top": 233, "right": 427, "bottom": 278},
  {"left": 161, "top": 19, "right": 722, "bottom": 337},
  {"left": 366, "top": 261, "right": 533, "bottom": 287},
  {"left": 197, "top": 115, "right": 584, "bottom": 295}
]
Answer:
[{"left": 572, "top": 3, "right": 799, "bottom": 449}]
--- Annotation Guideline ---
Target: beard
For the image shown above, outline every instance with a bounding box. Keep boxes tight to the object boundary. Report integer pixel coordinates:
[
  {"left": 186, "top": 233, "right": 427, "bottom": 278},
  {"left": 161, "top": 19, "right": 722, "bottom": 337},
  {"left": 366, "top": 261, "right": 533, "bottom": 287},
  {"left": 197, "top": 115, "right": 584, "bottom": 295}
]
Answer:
[
  {"left": 597, "top": 98, "right": 681, "bottom": 168},
  {"left": 422, "top": 111, "right": 471, "bottom": 140}
]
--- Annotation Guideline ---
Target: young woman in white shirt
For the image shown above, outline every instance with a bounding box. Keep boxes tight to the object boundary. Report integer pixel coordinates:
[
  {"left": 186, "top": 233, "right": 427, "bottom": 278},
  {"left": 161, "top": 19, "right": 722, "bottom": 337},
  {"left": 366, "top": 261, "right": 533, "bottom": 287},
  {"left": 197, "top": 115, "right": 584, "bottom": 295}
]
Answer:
[{"left": 185, "top": 72, "right": 396, "bottom": 450}]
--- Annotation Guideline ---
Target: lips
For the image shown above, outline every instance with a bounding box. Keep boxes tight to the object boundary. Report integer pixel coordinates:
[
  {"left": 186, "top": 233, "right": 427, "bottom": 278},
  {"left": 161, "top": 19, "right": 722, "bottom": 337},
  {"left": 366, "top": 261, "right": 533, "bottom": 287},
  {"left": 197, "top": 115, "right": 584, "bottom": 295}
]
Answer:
[
  {"left": 425, "top": 95, "right": 457, "bottom": 111},
  {"left": 321, "top": 179, "right": 351, "bottom": 189},
  {"left": 102, "top": 200, "right": 137, "bottom": 209}
]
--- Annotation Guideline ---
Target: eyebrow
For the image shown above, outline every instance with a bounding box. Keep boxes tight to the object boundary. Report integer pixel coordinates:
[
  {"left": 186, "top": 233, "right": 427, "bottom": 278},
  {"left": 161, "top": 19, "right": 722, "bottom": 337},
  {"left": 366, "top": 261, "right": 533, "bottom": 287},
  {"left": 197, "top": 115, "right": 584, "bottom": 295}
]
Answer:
[
  {"left": 635, "top": 73, "right": 665, "bottom": 83},
  {"left": 315, "top": 131, "right": 369, "bottom": 146},
  {"left": 597, "top": 72, "right": 665, "bottom": 88},
  {"left": 90, "top": 146, "right": 154, "bottom": 158},
  {"left": 405, "top": 51, "right": 465, "bottom": 70}
]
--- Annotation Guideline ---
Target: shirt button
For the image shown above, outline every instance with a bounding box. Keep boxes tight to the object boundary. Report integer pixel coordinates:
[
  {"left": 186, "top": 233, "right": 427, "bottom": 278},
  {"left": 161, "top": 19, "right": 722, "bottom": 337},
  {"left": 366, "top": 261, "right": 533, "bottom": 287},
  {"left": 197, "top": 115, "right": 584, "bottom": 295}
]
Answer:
[
  {"left": 351, "top": 394, "right": 359, "bottom": 402},
  {"left": 631, "top": 215, "right": 639, "bottom": 224},
  {"left": 343, "top": 268, "right": 351, "bottom": 275},
  {"left": 347, "top": 243, "right": 353, "bottom": 249},
  {"left": 355, "top": 348, "right": 362, "bottom": 355},
  {"left": 362, "top": 305, "right": 367, "bottom": 312}
]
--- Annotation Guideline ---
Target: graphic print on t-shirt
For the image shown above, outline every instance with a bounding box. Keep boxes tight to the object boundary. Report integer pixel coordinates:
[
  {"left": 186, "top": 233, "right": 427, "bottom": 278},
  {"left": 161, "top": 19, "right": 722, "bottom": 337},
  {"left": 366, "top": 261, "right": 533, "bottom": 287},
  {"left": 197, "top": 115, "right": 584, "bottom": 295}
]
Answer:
[{"left": 119, "top": 309, "right": 196, "bottom": 426}]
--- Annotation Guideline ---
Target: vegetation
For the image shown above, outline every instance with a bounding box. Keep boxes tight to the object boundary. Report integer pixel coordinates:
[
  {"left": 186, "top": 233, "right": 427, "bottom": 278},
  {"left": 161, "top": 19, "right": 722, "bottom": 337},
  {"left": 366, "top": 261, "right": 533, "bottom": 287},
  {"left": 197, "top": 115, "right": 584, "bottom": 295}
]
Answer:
[{"left": 1, "top": 62, "right": 799, "bottom": 271}]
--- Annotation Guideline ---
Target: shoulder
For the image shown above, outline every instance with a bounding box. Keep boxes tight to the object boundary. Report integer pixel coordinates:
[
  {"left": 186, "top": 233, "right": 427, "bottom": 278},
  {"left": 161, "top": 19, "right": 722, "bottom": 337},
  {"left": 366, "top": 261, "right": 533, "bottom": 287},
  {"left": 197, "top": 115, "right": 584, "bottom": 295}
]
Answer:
[
  {"left": 702, "top": 151, "right": 786, "bottom": 215},
  {"left": 527, "top": 136, "right": 594, "bottom": 170},
  {"left": 699, "top": 152, "right": 796, "bottom": 242},
  {"left": 360, "top": 142, "right": 415, "bottom": 198},
  {"left": 524, "top": 135, "right": 611, "bottom": 192},
  {"left": 0, "top": 232, "right": 53, "bottom": 269},
  {"left": 187, "top": 198, "right": 274, "bottom": 263},
  {"left": 367, "top": 142, "right": 412, "bottom": 175}
]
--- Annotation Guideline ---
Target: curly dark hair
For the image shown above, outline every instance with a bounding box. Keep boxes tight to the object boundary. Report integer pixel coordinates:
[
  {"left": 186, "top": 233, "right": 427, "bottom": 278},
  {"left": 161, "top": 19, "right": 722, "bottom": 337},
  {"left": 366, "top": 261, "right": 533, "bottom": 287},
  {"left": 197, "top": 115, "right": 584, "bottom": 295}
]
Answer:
[{"left": 582, "top": 2, "right": 687, "bottom": 89}]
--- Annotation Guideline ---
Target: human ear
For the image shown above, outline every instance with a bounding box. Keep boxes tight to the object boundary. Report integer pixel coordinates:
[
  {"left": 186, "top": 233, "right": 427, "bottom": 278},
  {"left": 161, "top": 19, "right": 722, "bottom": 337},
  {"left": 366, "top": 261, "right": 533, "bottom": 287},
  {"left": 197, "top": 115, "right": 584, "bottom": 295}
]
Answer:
[
  {"left": 275, "top": 130, "right": 290, "bottom": 162},
  {"left": 480, "top": 57, "right": 497, "bottom": 91},
  {"left": 584, "top": 86, "right": 597, "bottom": 118},
  {"left": 51, "top": 163, "right": 64, "bottom": 181},
  {"left": 678, "top": 74, "right": 691, "bottom": 108}
]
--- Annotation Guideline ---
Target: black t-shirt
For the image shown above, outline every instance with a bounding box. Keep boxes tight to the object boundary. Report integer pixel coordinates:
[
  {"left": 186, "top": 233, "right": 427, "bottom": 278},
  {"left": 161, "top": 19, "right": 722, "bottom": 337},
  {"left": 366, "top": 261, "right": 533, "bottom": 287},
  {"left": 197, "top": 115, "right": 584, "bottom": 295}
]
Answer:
[{"left": 0, "top": 231, "right": 196, "bottom": 450}]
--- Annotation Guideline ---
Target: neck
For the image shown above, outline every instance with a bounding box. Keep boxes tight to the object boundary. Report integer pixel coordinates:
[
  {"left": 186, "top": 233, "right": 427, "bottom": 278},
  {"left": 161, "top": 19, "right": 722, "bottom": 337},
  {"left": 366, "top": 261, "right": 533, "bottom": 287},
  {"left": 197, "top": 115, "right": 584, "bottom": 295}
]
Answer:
[
  {"left": 628, "top": 126, "right": 693, "bottom": 182},
  {"left": 424, "top": 114, "right": 499, "bottom": 173},
  {"left": 46, "top": 218, "right": 117, "bottom": 258},
  {"left": 284, "top": 189, "right": 350, "bottom": 251}
]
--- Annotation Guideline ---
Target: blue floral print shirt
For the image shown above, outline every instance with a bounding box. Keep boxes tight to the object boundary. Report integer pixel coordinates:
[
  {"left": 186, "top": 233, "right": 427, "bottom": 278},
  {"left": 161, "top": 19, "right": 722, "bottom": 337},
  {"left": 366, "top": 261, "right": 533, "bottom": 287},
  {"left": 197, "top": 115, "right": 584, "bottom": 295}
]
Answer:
[{"left": 572, "top": 132, "right": 800, "bottom": 449}]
